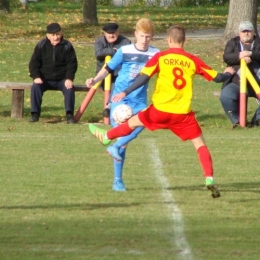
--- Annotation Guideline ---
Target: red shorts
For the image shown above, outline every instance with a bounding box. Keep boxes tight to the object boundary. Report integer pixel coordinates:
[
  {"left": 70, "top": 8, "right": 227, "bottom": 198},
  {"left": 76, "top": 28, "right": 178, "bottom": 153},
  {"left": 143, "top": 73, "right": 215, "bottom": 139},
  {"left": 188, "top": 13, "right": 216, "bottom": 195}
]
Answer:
[{"left": 138, "top": 104, "right": 202, "bottom": 141}]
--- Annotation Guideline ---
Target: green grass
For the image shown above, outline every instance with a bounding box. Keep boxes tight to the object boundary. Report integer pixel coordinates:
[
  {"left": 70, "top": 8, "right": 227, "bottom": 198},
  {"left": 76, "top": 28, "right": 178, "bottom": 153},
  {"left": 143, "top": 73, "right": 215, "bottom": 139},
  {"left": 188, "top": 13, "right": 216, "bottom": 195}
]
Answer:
[
  {"left": 1, "top": 123, "right": 260, "bottom": 259},
  {"left": 1, "top": 3, "right": 260, "bottom": 259},
  {"left": 1, "top": 0, "right": 231, "bottom": 42}
]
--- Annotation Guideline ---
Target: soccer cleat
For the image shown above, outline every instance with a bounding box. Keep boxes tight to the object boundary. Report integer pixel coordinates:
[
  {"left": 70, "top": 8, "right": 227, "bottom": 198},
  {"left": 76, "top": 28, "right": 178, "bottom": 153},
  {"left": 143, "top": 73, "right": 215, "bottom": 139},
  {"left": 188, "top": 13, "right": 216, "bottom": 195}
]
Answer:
[
  {"left": 88, "top": 124, "right": 111, "bottom": 145},
  {"left": 113, "top": 181, "right": 126, "bottom": 192},
  {"left": 106, "top": 146, "right": 122, "bottom": 161},
  {"left": 206, "top": 177, "right": 221, "bottom": 198}
]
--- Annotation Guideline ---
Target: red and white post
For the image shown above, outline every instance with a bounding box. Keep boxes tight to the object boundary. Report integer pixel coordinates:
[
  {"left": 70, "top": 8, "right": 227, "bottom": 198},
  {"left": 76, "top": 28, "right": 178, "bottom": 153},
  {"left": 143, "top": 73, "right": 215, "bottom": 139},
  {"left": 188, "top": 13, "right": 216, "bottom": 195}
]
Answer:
[{"left": 74, "top": 56, "right": 111, "bottom": 123}]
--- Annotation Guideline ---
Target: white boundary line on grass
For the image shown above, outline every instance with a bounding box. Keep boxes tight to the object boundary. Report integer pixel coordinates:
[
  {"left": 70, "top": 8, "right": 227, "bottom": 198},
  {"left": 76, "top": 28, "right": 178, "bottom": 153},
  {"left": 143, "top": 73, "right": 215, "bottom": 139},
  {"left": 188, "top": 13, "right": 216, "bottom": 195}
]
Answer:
[
  {"left": 148, "top": 139, "right": 194, "bottom": 260},
  {"left": 0, "top": 132, "right": 259, "bottom": 140}
]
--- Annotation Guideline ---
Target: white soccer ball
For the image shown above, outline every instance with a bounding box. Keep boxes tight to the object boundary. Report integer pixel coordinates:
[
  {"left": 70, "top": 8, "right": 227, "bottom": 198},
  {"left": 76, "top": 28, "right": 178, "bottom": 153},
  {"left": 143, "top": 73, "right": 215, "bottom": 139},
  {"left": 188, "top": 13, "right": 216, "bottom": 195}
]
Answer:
[{"left": 112, "top": 104, "right": 133, "bottom": 124}]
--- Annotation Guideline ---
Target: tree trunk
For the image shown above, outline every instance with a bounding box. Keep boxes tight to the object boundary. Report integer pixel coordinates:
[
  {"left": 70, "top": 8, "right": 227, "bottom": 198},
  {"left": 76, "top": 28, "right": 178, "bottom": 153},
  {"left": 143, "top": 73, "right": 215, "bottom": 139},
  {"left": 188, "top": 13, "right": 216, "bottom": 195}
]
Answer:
[
  {"left": 0, "top": 0, "right": 9, "bottom": 12},
  {"left": 222, "top": 0, "right": 258, "bottom": 42},
  {"left": 82, "top": 0, "right": 98, "bottom": 25}
]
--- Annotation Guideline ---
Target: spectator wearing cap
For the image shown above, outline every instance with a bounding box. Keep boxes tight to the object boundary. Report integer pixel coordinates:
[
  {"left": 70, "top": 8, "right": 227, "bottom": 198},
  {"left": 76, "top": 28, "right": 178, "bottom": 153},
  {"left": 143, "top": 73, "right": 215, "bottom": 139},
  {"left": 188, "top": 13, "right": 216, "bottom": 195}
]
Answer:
[
  {"left": 28, "top": 22, "right": 78, "bottom": 124},
  {"left": 220, "top": 20, "right": 260, "bottom": 128},
  {"left": 94, "top": 22, "right": 131, "bottom": 117}
]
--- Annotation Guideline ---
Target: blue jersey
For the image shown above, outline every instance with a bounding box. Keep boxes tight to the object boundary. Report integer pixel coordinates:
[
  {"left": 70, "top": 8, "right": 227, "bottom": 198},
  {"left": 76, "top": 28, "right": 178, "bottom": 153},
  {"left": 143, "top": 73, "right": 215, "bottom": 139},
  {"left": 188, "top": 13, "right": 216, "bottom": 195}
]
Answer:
[{"left": 107, "top": 44, "right": 159, "bottom": 106}]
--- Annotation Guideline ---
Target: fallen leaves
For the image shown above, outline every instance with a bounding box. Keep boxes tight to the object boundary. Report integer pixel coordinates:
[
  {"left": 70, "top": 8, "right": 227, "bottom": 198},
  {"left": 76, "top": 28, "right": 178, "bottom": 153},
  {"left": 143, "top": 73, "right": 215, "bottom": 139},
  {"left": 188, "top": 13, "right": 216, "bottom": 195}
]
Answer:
[{"left": 8, "top": 126, "right": 16, "bottom": 131}]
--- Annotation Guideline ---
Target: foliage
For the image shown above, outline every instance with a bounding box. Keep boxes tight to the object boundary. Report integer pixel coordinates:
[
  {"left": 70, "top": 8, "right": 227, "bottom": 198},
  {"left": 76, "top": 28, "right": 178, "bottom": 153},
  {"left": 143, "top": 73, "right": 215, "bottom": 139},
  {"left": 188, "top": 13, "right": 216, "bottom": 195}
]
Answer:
[
  {"left": 97, "top": 0, "right": 229, "bottom": 7},
  {"left": 97, "top": 0, "right": 113, "bottom": 5},
  {"left": 0, "top": 1, "right": 230, "bottom": 42},
  {"left": 0, "top": 0, "right": 9, "bottom": 12},
  {"left": 7, "top": 0, "right": 20, "bottom": 10},
  {"left": 173, "top": 0, "right": 229, "bottom": 7}
]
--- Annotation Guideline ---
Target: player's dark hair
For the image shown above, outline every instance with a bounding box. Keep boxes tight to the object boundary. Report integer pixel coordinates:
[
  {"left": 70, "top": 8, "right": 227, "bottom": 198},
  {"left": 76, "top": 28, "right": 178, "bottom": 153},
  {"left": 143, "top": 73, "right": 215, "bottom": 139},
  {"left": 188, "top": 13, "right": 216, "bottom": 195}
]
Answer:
[{"left": 167, "top": 26, "right": 185, "bottom": 43}]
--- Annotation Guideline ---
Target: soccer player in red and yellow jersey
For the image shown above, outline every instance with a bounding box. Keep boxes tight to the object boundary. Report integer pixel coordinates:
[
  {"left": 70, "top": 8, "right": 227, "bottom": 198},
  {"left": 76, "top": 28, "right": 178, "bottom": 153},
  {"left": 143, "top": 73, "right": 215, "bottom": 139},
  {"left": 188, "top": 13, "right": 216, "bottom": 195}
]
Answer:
[{"left": 89, "top": 25, "right": 235, "bottom": 198}]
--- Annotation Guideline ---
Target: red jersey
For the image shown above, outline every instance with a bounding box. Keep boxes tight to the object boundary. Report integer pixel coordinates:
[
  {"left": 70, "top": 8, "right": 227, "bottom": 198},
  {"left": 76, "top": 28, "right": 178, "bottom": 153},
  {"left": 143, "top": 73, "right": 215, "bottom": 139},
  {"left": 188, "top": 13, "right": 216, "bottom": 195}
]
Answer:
[{"left": 141, "top": 48, "right": 218, "bottom": 114}]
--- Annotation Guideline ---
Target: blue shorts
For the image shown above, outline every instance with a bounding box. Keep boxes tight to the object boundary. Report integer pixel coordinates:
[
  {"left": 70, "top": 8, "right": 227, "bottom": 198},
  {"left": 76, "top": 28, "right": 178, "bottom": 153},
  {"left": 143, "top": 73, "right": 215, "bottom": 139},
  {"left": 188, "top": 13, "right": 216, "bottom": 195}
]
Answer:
[{"left": 110, "top": 101, "right": 147, "bottom": 127}]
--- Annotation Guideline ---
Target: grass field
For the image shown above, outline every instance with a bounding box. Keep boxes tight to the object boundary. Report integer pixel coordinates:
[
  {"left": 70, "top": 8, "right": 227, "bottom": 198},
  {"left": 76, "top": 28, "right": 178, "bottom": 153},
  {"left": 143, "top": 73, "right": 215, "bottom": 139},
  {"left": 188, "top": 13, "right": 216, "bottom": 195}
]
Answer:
[
  {"left": 1, "top": 2, "right": 260, "bottom": 259},
  {"left": 1, "top": 123, "right": 260, "bottom": 260},
  {"left": 1, "top": 39, "right": 260, "bottom": 260}
]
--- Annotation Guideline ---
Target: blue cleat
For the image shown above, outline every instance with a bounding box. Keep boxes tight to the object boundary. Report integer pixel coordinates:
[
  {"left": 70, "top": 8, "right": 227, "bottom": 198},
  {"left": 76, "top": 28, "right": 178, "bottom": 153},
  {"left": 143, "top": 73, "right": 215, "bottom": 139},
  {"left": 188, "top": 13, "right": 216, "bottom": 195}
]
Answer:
[
  {"left": 113, "top": 181, "right": 126, "bottom": 192},
  {"left": 106, "top": 145, "right": 122, "bottom": 161}
]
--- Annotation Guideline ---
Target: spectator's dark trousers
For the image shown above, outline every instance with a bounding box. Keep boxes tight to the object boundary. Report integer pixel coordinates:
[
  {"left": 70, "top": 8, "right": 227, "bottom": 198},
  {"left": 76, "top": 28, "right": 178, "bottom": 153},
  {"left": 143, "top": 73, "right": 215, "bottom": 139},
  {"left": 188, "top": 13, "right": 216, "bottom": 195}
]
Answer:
[{"left": 30, "top": 79, "right": 75, "bottom": 115}]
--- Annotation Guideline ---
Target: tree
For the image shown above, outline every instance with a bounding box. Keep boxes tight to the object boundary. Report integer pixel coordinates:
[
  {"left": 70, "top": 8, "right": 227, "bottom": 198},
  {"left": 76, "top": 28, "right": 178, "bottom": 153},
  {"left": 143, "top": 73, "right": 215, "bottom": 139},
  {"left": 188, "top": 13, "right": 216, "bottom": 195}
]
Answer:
[
  {"left": 222, "top": 0, "right": 258, "bottom": 42},
  {"left": 83, "top": 0, "right": 98, "bottom": 25},
  {"left": 0, "top": 0, "right": 9, "bottom": 12}
]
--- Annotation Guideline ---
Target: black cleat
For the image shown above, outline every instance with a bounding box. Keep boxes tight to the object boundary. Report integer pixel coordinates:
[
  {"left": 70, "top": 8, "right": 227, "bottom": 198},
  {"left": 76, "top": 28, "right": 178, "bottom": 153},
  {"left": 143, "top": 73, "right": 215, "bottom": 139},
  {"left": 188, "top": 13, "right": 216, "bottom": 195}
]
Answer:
[
  {"left": 66, "top": 113, "right": 75, "bottom": 124},
  {"left": 102, "top": 108, "right": 110, "bottom": 118}
]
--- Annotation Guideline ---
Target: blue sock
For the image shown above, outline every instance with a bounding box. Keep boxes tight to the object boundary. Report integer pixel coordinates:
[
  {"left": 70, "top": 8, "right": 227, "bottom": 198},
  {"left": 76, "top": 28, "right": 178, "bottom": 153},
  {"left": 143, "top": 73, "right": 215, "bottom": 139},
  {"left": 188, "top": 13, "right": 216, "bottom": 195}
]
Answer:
[
  {"left": 113, "top": 147, "right": 126, "bottom": 183},
  {"left": 113, "top": 127, "right": 143, "bottom": 148}
]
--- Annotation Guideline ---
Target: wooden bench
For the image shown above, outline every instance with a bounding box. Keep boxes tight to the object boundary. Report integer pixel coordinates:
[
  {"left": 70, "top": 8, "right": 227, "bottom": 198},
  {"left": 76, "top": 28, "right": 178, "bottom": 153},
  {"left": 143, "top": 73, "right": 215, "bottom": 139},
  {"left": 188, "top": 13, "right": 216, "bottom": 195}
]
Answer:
[{"left": 0, "top": 82, "right": 89, "bottom": 119}]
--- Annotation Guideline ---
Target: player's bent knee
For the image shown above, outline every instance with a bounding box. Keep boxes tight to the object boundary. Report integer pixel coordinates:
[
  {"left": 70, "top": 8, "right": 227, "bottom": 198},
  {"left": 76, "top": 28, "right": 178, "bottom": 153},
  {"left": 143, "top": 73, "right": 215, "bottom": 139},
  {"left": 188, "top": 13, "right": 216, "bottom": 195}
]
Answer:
[{"left": 128, "top": 115, "right": 143, "bottom": 128}]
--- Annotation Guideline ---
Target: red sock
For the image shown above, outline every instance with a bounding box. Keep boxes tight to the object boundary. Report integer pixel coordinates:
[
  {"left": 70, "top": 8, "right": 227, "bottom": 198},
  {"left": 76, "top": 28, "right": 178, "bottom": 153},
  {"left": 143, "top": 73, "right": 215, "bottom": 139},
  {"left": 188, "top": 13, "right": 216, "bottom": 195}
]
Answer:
[
  {"left": 107, "top": 122, "right": 133, "bottom": 140},
  {"left": 197, "top": 146, "right": 213, "bottom": 177}
]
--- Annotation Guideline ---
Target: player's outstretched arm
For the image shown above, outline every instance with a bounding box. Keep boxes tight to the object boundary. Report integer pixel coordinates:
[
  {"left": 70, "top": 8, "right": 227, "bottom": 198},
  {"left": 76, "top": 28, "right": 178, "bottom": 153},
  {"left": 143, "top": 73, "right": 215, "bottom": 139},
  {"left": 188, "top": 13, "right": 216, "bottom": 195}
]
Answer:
[
  {"left": 86, "top": 67, "right": 110, "bottom": 88},
  {"left": 112, "top": 74, "right": 150, "bottom": 102},
  {"left": 213, "top": 66, "right": 235, "bottom": 83},
  {"left": 223, "top": 66, "right": 236, "bottom": 74}
]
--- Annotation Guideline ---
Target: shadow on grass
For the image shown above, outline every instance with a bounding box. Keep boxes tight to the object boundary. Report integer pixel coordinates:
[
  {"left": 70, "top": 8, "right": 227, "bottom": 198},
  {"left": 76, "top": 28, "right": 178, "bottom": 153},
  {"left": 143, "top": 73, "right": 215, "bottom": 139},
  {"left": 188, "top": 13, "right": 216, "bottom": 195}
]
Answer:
[
  {"left": 195, "top": 111, "right": 225, "bottom": 121},
  {"left": 0, "top": 108, "right": 103, "bottom": 123},
  {"left": 0, "top": 202, "right": 140, "bottom": 211},
  {"left": 0, "top": 111, "right": 11, "bottom": 117},
  {"left": 166, "top": 182, "right": 260, "bottom": 195},
  {"left": 0, "top": 110, "right": 65, "bottom": 123}
]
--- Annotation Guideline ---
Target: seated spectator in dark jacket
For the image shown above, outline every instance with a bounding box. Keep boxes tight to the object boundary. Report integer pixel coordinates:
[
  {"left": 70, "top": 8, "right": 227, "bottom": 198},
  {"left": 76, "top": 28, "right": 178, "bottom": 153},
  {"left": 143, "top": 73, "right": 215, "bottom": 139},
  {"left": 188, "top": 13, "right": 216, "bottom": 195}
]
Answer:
[
  {"left": 29, "top": 22, "right": 78, "bottom": 124},
  {"left": 94, "top": 22, "right": 131, "bottom": 117},
  {"left": 220, "top": 21, "right": 260, "bottom": 128}
]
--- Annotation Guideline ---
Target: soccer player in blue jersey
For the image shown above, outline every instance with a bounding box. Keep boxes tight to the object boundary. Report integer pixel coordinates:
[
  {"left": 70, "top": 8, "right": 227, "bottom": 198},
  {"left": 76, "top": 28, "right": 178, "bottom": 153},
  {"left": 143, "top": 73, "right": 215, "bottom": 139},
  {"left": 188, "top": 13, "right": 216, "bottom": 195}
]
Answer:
[{"left": 86, "top": 18, "right": 159, "bottom": 191}]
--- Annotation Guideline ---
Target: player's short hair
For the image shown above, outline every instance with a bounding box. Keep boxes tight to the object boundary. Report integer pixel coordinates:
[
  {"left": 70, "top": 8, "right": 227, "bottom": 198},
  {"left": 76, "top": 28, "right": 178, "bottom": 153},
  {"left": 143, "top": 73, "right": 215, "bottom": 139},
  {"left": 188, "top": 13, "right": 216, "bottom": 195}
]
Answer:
[
  {"left": 167, "top": 26, "right": 185, "bottom": 43},
  {"left": 136, "top": 18, "right": 155, "bottom": 35}
]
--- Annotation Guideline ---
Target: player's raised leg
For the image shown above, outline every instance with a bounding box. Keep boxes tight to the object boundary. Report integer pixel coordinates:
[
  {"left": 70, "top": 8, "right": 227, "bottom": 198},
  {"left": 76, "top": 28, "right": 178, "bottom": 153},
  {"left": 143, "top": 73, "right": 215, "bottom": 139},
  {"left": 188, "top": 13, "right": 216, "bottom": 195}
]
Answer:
[
  {"left": 88, "top": 124, "right": 112, "bottom": 145},
  {"left": 88, "top": 114, "right": 143, "bottom": 144}
]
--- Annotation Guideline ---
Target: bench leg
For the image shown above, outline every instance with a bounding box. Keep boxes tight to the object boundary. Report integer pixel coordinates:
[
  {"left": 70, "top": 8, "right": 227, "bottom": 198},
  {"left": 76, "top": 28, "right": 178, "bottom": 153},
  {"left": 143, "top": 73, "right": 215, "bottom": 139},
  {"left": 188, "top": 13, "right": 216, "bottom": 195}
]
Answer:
[{"left": 11, "top": 89, "right": 24, "bottom": 118}]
